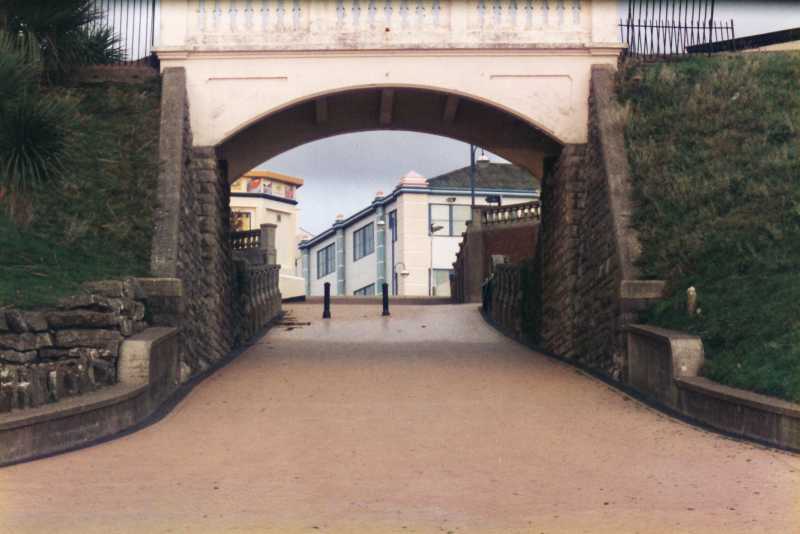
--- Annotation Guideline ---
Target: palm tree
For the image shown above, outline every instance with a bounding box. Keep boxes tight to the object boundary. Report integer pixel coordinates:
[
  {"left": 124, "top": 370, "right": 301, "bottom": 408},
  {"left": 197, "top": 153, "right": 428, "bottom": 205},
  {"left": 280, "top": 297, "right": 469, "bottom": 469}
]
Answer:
[
  {"left": 4, "top": 0, "right": 122, "bottom": 81},
  {"left": 0, "top": 31, "right": 78, "bottom": 225}
]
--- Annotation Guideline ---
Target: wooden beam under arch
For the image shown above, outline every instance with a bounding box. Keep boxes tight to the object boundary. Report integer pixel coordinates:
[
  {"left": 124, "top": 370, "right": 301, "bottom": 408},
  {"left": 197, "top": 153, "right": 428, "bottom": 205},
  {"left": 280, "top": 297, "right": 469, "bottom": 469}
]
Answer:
[
  {"left": 443, "top": 95, "right": 460, "bottom": 124},
  {"left": 379, "top": 89, "right": 394, "bottom": 126},
  {"left": 315, "top": 97, "right": 328, "bottom": 125}
]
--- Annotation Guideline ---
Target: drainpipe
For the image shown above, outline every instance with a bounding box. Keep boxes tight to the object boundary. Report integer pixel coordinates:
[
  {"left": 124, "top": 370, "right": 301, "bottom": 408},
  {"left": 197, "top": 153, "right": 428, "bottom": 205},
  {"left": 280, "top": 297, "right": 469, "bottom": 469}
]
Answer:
[
  {"left": 302, "top": 248, "right": 310, "bottom": 296},
  {"left": 376, "top": 205, "right": 386, "bottom": 289},
  {"left": 335, "top": 227, "right": 346, "bottom": 296}
]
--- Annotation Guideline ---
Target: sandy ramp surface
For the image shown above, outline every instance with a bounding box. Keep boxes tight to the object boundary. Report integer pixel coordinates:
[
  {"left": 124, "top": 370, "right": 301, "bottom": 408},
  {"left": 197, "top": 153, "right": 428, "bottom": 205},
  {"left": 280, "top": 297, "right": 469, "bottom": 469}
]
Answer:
[{"left": 1, "top": 303, "right": 799, "bottom": 533}]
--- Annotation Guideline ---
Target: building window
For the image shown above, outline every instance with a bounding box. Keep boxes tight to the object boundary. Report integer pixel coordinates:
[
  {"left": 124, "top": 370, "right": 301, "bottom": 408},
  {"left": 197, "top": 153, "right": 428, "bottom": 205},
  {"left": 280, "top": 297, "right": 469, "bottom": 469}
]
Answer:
[
  {"left": 429, "top": 204, "right": 472, "bottom": 236},
  {"left": 431, "top": 269, "right": 453, "bottom": 297},
  {"left": 353, "top": 283, "right": 375, "bottom": 296},
  {"left": 285, "top": 186, "right": 295, "bottom": 199},
  {"left": 232, "top": 211, "right": 252, "bottom": 231},
  {"left": 317, "top": 243, "right": 336, "bottom": 278},
  {"left": 353, "top": 222, "right": 375, "bottom": 261},
  {"left": 388, "top": 210, "right": 398, "bottom": 242}
]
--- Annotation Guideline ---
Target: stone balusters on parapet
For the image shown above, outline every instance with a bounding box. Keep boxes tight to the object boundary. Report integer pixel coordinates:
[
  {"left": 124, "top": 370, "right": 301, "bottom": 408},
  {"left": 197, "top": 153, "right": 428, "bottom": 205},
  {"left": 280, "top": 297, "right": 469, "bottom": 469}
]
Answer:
[
  {"left": 231, "top": 261, "right": 282, "bottom": 345},
  {"left": 481, "top": 201, "right": 541, "bottom": 226}
]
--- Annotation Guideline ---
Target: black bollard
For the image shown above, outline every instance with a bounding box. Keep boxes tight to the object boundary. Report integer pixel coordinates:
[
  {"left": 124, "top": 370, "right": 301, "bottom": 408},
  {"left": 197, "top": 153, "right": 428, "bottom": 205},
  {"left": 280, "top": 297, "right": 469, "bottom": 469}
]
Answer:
[
  {"left": 381, "top": 282, "right": 390, "bottom": 316},
  {"left": 323, "top": 282, "right": 331, "bottom": 319}
]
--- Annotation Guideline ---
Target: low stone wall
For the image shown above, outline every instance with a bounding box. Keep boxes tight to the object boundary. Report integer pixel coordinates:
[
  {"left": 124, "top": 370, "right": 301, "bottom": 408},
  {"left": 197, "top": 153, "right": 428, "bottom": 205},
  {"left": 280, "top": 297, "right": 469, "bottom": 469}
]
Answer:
[
  {"left": 627, "top": 324, "right": 800, "bottom": 451},
  {"left": 0, "top": 280, "right": 149, "bottom": 413},
  {"left": 0, "top": 326, "right": 179, "bottom": 466}
]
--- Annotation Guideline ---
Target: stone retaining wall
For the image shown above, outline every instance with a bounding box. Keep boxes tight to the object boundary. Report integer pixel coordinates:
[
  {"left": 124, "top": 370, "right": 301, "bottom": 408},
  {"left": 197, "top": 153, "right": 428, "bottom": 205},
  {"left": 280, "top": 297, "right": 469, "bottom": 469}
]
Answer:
[
  {"left": 540, "top": 144, "right": 583, "bottom": 359},
  {"left": 0, "top": 326, "right": 179, "bottom": 466},
  {"left": 150, "top": 67, "right": 238, "bottom": 382},
  {"left": 538, "top": 65, "right": 665, "bottom": 379},
  {"left": 452, "top": 213, "right": 539, "bottom": 304},
  {"left": 627, "top": 324, "right": 800, "bottom": 451},
  {"left": 0, "top": 281, "right": 148, "bottom": 413}
]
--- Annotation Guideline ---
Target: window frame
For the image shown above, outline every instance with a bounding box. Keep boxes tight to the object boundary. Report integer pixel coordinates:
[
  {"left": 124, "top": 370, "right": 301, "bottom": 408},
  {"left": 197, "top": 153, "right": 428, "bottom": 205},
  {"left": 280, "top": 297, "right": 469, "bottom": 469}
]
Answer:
[
  {"left": 353, "top": 222, "right": 375, "bottom": 262},
  {"left": 428, "top": 203, "right": 473, "bottom": 236},
  {"left": 316, "top": 243, "right": 336, "bottom": 279},
  {"left": 388, "top": 210, "right": 398, "bottom": 243},
  {"left": 353, "top": 283, "right": 375, "bottom": 296}
]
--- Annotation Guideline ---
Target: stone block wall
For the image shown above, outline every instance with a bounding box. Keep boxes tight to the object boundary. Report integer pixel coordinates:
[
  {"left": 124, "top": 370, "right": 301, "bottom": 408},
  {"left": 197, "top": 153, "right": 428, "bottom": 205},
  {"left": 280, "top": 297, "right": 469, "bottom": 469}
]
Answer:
[
  {"left": 539, "top": 145, "right": 584, "bottom": 359},
  {"left": 0, "top": 281, "right": 148, "bottom": 412},
  {"left": 192, "top": 148, "right": 236, "bottom": 368},
  {"left": 150, "top": 66, "right": 280, "bottom": 384},
  {"left": 538, "top": 65, "right": 663, "bottom": 379},
  {"left": 483, "top": 223, "right": 540, "bottom": 265},
  {"left": 453, "top": 216, "right": 540, "bottom": 303}
]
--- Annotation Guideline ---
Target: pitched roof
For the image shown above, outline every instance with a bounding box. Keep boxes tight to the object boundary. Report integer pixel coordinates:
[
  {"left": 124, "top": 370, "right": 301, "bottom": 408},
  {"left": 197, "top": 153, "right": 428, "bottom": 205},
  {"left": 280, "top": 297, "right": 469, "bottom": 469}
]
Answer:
[{"left": 426, "top": 163, "right": 538, "bottom": 191}]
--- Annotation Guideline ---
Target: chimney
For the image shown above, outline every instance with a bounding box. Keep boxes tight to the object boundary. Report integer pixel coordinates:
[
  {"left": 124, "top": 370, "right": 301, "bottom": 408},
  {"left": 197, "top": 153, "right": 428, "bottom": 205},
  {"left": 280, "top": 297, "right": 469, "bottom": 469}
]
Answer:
[{"left": 399, "top": 170, "right": 428, "bottom": 187}]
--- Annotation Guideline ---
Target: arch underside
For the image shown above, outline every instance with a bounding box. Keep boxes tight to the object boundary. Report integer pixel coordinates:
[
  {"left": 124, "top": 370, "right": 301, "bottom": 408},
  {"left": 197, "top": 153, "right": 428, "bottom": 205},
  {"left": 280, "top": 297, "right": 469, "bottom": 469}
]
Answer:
[{"left": 217, "top": 87, "right": 564, "bottom": 180}]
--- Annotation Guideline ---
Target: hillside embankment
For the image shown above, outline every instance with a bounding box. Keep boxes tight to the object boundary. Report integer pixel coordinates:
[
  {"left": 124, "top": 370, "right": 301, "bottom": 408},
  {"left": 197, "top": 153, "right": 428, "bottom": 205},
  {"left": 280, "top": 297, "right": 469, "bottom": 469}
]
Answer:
[
  {"left": 619, "top": 52, "right": 800, "bottom": 402},
  {"left": 1, "top": 79, "right": 160, "bottom": 309}
]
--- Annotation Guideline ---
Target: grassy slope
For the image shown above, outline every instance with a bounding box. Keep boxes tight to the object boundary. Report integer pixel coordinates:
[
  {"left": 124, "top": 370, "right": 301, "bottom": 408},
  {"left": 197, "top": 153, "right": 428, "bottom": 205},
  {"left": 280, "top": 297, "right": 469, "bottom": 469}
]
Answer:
[
  {"left": 0, "top": 79, "right": 160, "bottom": 309},
  {"left": 619, "top": 53, "right": 800, "bottom": 402}
]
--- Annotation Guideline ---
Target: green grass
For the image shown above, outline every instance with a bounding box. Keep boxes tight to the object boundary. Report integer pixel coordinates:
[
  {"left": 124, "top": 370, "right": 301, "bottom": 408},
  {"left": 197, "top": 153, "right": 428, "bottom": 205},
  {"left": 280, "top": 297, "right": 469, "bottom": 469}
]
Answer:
[
  {"left": 0, "top": 79, "right": 160, "bottom": 309},
  {"left": 618, "top": 52, "right": 800, "bottom": 402}
]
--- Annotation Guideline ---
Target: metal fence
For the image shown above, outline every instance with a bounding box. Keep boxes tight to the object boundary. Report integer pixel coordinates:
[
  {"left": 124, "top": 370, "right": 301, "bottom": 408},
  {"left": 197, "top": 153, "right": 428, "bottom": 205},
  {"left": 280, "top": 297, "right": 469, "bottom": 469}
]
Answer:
[
  {"left": 92, "top": 0, "right": 159, "bottom": 65},
  {"left": 620, "top": 0, "right": 735, "bottom": 58}
]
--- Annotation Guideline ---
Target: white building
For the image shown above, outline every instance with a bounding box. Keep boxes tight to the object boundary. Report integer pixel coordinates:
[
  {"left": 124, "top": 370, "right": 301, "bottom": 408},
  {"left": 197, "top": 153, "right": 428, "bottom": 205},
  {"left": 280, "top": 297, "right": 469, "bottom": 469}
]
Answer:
[
  {"left": 299, "top": 163, "right": 539, "bottom": 298},
  {"left": 230, "top": 169, "right": 306, "bottom": 299}
]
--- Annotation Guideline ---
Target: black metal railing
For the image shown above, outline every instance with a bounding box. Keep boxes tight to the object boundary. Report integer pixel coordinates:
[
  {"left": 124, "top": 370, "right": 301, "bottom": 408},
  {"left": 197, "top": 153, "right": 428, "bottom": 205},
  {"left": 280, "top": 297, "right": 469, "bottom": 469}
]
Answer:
[
  {"left": 620, "top": 0, "right": 735, "bottom": 58},
  {"left": 92, "top": 0, "right": 159, "bottom": 65}
]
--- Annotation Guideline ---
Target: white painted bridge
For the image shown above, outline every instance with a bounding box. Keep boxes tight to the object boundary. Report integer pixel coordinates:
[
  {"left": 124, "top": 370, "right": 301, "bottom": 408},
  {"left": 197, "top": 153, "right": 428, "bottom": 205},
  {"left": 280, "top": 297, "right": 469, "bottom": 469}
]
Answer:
[{"left": 155, "top": 0, "right": 623, "bottom": 179}]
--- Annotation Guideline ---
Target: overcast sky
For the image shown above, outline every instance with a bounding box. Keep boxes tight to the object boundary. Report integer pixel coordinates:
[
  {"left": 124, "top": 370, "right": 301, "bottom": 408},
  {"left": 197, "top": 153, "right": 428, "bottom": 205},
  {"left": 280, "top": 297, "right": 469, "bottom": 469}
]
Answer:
[{"left": 260, "top": 2, "right": 800, "bottom": 235}]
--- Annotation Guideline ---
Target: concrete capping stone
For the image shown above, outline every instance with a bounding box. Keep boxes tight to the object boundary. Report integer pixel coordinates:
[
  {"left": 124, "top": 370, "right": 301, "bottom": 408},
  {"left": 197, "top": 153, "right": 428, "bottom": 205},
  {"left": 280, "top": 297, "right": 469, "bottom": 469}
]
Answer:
[
  {"left": 676, "top": 376, "right": 800, "bottom": 419},
  {"left": 590, "top": 64, "right": 643, "bottom": 283},
  {"left": 118, "top": 327, "right": 179, "bottom": 385},
  {"left": 304, "top": 296, "right": 452, "bottom": 306},
  {"left": 132, "top": 277, "right": 184, "bottom": 299},
  {"left": 619, "top": 280, "right": 667, "bottom": 300},
  {"left": 150, "top": 67, "right": 188, "bottom": 278}
]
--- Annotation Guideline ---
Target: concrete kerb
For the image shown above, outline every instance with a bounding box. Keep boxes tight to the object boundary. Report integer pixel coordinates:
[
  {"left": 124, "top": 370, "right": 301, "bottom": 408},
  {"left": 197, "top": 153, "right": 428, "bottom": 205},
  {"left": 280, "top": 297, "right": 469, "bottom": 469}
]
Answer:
[
  {"left": 479, "top": 307, "right": 800, "bottom": 455},
  {"left": 305, "top": 296, "right": 453, "bottom": 306},
  {"left": 0, "top": 313, "right": 283, "bottom": 468}
]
